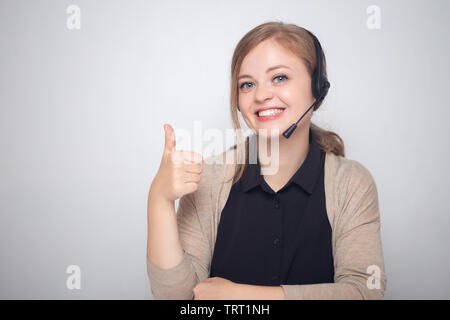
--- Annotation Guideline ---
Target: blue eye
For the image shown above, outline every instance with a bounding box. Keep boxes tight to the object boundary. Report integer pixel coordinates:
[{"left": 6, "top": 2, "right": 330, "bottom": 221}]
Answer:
[
  {"left": 239, "top": 74, "right": 288, "bottom": 90},
  {"left": 240, "top": 82, "right": 253, "bottom": 89},
  {"left": 274, "top": 74, "right": 288, "bottom": 83}
]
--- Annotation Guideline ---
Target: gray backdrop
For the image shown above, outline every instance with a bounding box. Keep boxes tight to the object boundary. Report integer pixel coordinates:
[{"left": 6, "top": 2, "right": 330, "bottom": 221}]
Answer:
[{"left": 1, "top": 0, "right": 449, "bottom": 299}]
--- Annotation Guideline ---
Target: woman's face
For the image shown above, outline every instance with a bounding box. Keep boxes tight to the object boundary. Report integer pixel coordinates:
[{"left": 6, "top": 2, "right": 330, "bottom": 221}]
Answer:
[{"left": 238, "top": 39, "right": 314, "bottom": 138}]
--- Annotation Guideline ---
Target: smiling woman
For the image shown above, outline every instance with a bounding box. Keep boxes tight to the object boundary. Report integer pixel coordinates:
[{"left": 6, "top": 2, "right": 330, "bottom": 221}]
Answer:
[
  {"left": 146, "top": 21, "right": 387, "bottom": 300},
  {"left": 231, "top": 23, "right": 341, "bottom": 186}
]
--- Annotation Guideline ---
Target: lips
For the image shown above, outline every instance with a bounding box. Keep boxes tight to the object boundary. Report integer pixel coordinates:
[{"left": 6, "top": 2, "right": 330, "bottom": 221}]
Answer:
[
  {"left": 255, "top": 106, "right": 286, "bottom": 115},
  {"left": 255, "top": 107, "right": 286, "bottom": 122}
]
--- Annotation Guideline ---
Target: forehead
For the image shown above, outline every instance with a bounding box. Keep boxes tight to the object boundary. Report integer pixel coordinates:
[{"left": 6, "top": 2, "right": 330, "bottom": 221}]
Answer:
[{"left": 239, "top": 39, "right": 303, "bottom": 74}]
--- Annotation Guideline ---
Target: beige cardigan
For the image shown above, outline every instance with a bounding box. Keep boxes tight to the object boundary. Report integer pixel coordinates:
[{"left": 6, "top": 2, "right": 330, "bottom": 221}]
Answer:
[{"left": 146, "top": 145, "right": 387, "bottom": 300}]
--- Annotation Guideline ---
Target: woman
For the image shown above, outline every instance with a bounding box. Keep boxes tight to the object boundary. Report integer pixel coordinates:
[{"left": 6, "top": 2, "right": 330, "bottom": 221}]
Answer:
[{"left": 146, "top": 21, "right": 387, "bottom": 300}]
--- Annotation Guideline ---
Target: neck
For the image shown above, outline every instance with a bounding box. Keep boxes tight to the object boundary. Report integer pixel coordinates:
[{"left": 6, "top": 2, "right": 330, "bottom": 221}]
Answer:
[{"left": 257, "top": 124, "right": 310, "bottom": 177}]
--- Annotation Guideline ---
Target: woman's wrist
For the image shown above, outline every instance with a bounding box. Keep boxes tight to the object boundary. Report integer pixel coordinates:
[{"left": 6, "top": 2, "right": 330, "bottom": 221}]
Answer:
[
  {"left": 232, "top": 282, "right": 285, "bottom": 300},
  {"left": 149, "top": 175, "right": 167, "bottom": 199}
]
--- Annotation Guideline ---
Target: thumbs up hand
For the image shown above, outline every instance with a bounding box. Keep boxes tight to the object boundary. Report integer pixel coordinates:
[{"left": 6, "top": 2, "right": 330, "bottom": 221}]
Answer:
[{"left": 151, "top": 124, "right": 203, "bottom": 202}]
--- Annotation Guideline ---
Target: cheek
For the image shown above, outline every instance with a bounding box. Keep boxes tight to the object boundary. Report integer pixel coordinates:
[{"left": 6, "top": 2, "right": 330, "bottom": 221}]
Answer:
[
  {"left": 280, "top": 81, "right": 312, "bottom": 105},
  {"left": 238, "top": 93, "right": 250, "bottom": 107},
  {"left": 238, "top": 94, "right": 255, "bottom": 117}
]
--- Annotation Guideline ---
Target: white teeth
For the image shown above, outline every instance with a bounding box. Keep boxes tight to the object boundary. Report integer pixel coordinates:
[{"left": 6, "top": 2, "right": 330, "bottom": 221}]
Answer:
[{"left": 258, "top": 108, "right": 284, "bottom": 117}]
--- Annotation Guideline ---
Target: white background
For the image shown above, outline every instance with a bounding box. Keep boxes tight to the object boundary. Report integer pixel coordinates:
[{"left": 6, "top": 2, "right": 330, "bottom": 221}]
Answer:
[{"left": 0, "top": 0, "right": 449, "bottom": 299}]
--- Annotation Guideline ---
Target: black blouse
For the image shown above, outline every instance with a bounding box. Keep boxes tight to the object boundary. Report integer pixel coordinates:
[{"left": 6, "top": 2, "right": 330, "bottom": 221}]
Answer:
[{"left": 210, "top": 127, "right": 334, "bottom": 286}]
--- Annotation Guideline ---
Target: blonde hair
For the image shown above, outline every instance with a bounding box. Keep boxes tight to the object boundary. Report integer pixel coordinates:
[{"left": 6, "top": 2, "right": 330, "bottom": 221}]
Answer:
[{"left": 227, "top": 21, "right": 345, "bottom": 184}]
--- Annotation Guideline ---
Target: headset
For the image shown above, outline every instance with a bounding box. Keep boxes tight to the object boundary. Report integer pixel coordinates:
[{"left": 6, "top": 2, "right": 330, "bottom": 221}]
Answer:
[{"left": 237, "top": 29, "right": 330, "bottom": 139}]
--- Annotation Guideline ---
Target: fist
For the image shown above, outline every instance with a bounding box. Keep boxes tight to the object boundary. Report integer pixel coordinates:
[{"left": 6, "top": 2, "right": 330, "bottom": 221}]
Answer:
[{"left": 151, "top": 124, "right": 203, "bottom": 202}]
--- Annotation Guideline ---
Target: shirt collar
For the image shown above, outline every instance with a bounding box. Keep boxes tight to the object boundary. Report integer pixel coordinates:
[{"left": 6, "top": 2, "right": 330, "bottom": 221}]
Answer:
[{"left": 240, "top": 127, "right": 322, "bottom": 195}]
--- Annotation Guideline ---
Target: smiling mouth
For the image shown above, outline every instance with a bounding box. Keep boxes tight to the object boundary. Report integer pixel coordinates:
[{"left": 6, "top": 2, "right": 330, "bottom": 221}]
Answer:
[
  {"left": 257, "top": 108, "right": 285, "bottom": 117},
  {"left": 255, "top": 108, "right": 286, "bottom": 121}
]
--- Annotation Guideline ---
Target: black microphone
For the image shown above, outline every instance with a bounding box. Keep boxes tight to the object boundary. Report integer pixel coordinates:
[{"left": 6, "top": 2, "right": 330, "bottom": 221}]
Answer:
[{"left": 282, "top": 96, "right": 322, "bottom": 139}]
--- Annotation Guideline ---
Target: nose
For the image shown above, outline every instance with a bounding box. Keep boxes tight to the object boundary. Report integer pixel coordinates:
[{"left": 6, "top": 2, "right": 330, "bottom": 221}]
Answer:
[{"left": 255, "top": 81, "right": 274, "bottom": 102}]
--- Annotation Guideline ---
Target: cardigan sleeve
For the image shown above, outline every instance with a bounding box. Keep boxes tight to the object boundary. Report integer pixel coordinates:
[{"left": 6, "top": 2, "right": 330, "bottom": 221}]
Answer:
[
  {"left": 146, "top": 177, "right": 211, "bottom": 300},
  {"left": 280, "top": 160, "right": 387, "bottom": 299}
]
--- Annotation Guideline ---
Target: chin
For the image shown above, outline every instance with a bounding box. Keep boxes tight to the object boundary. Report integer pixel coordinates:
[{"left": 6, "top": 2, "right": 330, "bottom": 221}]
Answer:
[{"left": 254, "top": 126, "right": 283, "bottom": 139}]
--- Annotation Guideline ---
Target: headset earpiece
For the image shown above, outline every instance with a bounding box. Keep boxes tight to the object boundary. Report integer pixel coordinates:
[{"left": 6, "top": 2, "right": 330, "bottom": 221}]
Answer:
[{"left": 306, "top": 29, "right": 330, "bottom": 102}]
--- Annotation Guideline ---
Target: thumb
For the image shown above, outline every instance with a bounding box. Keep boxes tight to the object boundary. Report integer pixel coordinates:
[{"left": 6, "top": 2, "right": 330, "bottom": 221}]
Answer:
[{"left": 163, "top": 123, "right": 176, "bottom": 153}]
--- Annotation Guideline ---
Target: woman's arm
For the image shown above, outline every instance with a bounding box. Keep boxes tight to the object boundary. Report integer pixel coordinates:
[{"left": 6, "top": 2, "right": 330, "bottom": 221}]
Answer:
[
  {"left": 146, "top": 185, "right": 184, "bottom": 271},
  {"left": 146, "top": 124, "right": 207, "bottom": 299},
  {"left": 233, "top": 284, "right": 285, "bottom": 300},
  {"left": 147, "top": 173, "right": 211, "bottom": 300}
]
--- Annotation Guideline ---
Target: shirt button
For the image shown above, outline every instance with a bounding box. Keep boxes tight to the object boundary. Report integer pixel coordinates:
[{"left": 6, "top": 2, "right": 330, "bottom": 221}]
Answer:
[
  {"left": 271, "top": 275, "right": 278, "bottom": 281},
  {"left": 273, "top": 238, "right": 280, "bottom": 246},
  {"left": 274, "top": 199, "right": 279, "bottom": 209}
]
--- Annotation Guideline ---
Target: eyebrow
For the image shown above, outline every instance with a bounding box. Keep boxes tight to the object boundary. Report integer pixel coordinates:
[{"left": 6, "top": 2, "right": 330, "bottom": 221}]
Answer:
[{"left": 238, "top": 65, "right": 291, "bottom": 80}]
